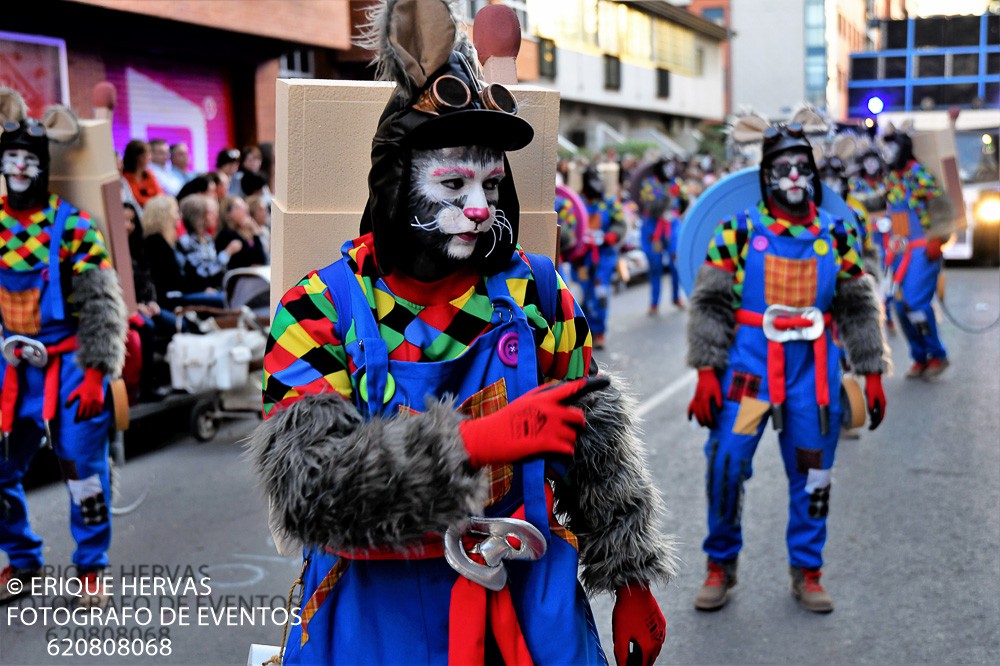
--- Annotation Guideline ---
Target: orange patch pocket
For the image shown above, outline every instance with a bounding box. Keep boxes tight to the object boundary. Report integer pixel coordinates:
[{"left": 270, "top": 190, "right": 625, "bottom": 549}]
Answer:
[
  {"left": 764, "top": 255, "right": 818, "bottom": 308},
  {"left": 0, "top": 286, "right": 42, "bottom": 335},
  {"left": 890, "top": 211, "right": 911, "bottom": 238}
]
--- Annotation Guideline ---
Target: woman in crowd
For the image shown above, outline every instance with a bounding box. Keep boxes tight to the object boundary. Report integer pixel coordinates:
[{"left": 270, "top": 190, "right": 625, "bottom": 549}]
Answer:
[
  {"left": 216, "top": 196, "right": 268, "bottom": 270},
  {"left": 122, "top": 139, "right": 163, "bottom": 208},
  {"left": 178, "top": 194, "right": 240, "bottom": 298}
]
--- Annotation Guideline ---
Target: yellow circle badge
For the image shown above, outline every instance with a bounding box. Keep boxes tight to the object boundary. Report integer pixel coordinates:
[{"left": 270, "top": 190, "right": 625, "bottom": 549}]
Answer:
[{"left": 813, "top": 239, "right": 829, "bottom": 256}]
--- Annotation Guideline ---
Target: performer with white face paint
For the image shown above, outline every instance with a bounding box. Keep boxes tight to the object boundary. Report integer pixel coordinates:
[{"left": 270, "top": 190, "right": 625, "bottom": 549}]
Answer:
[
  {"left": 249, "top": 2, "right": 675, "bottom": 664},
  {"left": 0, "top": 89, "right": 127, "bottom": 607},
  {"left": 685, "top": 124, "right": 888, "bottom": 613}
]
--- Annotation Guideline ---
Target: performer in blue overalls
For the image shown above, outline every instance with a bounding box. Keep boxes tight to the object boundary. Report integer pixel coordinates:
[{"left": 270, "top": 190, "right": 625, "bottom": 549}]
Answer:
[
  {"left": 848, "top": 139, "right": 895, "bottom": 329},
  {"left": 249, "top": 3, "right": 675, "bottom": 664},
  {"left": 880, "top": 129, "right": 951, "bottom": 379},
  {"left": 685, "top": 124, "right": 888, "bottom": 613},
  {"left": 628, "top": 158, "right": 674, "bottom": 315},
  {"left": 575, "top": 166, "right": 626, "bottom": 349},
  {"left": 0, "top": 89, "right": 126, "bottom": 606}
]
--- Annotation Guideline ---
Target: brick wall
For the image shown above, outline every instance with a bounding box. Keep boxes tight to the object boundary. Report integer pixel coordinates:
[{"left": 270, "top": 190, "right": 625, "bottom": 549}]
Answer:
[{"left": 66, "top": 0, "right": 351, "bottom": 50}]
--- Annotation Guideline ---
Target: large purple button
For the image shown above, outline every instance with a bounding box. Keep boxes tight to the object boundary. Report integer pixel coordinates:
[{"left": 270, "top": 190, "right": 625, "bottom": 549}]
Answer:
[
  {"left": 498, "top": 332, "right": 519, "bottom": 367},
  {"left": 752, "top": 236, "right": 769, "bottom": 252}
]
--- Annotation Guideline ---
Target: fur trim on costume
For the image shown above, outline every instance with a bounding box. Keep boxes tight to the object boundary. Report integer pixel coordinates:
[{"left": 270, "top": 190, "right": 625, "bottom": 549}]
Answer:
[
  {"left": 686, "top": 265, "right": 736, "bottom": 370},
  {"left": 555, "top": 369, "right": 678, "bottom": 594},
  {"left": 834, "top": 274, "right": 890, "bottom": 375},
  {"left": 247, "top": 392, "right": 488, "bottom": 552},
  {"left": 73, "top": 268, "right": 127, "bottom": 376}
]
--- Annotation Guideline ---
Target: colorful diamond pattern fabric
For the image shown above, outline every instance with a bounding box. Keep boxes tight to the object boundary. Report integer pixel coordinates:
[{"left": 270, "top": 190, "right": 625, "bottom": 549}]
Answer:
[
  {"left": 263, "top": 234, "right": 592, "bottom": 416},
  {"left": 0, "top": 195, "right": 112, "bottom": 273}
]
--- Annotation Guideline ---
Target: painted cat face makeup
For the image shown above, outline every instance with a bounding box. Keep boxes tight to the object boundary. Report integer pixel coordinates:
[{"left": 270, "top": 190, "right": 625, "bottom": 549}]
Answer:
[
  {"left": 862, "top": 155, "right": 881, "bottom": 177},
  {"left": 2, "top": 148, "right": 47, "bottom": 209},
  {"left": 408, "top": 145, "right": 508, "bottom": 262},
  {"left": 768, "top": 152, "right": 813, "bottom": 210},
  {"left": 2, "top": 149, "right": 42, "bottom": 193}
]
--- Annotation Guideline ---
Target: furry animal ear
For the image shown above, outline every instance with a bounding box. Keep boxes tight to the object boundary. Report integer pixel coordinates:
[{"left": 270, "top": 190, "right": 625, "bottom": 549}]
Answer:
[
  {"left": 832, "top": 134, "right": 856, "bottom": 162},
  {"left": 0, "top": 87, "right": 28, "bottom": 126},
  {"left": 41, "top": 105, "right": 80, "bottom": 143},
  {"left": 730, "top": 111, "right": 770, "bottom": 144},
  {"left": 358, "top": 0, "right": 461, "bottom": 97},
  {"left": 790, "top": 104, "right": 829, "bottom": 135}
]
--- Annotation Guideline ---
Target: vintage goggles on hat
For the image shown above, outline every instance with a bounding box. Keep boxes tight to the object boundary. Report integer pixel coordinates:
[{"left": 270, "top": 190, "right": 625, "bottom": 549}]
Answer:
[
  {"left": 413, "top": 75, "right": 519, "bottom": 116},
  {"left": 763, "top": 123, "right": 806, "bottom": 142},
  {"left": 1, "top": 119, "right": 46, "bottom": 137}
]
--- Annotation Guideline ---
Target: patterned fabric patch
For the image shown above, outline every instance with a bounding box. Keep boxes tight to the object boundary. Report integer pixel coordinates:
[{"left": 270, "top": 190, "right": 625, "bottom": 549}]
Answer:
[
  {"left": 808, "top": 486, "right": 831, "bottom": 519},
  {"left": 58, "top": 458, "right": 79, "bottom": 482},
  {"left": 0, "top": 286, "right": 42, "bottom": 335},
  {"left": 890, "top": 211, "right": 911, "bottom": 238},
  {"left": 795, "top": 448, "right": 824, "bottom": 475},
  {"left": 726, "top": 372, "right": 762, "bottom": 402},
  {"left": 80, "top": 492, "right": 109, "bottom": 526},
  {"left": 300, "top": 558, "right": 349, "bottom": 648},
  {"left": 764, "top": 255, "right": 818, "bottom": 308},
  {"left": 458, "top": 379, "right": 512, "bottom": 506}
]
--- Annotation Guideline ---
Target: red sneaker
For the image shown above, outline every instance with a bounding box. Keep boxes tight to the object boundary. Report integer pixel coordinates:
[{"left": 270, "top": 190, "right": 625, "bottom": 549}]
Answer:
[
  {"left": 0, "top": 565, "right": 40, "bottom": 604},
  {"left": 923, "top": 357, "right": 950, "bottom": 379},
  {"left": 75, "top": 570, "right": 111, "bottom": 608},
  {"left": 905, "top": 362, "right": 928, "bottom": 379}
]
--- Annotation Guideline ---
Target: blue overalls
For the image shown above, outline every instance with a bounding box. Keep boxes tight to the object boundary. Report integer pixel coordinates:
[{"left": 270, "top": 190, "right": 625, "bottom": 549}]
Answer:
[
  {"left": 577, "top": 199, "right": 619, "bottom": 337},
  {"left": 703, "top": 209, "right": 843, "bottom": 570},
  {"left": 0, "top": 201, "right": 112, "bottom": 572},
  {"left": 640, "top": 214, "right": 668, "bottom": 309},
  {"left": 281, "top": 250, "right": 604, "bottom": 665},
  {"left": 885, "top": 200, "right": 947, "bottom": 364}
]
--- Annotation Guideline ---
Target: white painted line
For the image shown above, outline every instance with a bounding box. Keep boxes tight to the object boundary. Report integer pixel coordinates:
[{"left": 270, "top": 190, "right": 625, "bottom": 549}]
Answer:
[{"left": 636, "top": 370, "right": 697, "bottom": 419}]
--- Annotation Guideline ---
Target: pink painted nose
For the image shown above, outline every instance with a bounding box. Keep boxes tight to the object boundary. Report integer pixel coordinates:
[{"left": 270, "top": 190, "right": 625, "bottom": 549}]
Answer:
[{"left": 464, "top": 207, "right": 490, "bottom": 223}]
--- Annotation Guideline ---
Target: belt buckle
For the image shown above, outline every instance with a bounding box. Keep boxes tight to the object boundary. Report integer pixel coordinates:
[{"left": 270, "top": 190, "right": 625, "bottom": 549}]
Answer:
[
  {"left": 762, "top": 305, "right": 824, "bottom": 343},
  {"left": 889, "top": 235, "right": 908, "bottom": 255},
  {"left": 444, "top": 517, "right": 547, "bottom": 591},
  {"left": 1, "top": 335, "right": 48, "bottom": 368}
]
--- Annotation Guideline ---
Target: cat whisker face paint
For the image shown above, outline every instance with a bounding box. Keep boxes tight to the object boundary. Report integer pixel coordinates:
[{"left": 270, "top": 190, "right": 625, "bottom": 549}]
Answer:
[{"left": 409, "top": 146, "right": 506, "bottom": 261}]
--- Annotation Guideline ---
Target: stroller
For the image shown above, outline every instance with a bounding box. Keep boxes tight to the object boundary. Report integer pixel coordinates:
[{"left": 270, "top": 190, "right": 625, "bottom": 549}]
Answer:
[{"left": 130, "top": 267, "right": 272, "bottom": 442}]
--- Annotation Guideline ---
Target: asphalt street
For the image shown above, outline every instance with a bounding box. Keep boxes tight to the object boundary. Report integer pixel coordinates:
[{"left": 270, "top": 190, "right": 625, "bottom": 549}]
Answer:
[{"left": 1, "top": 266, "right": 998, "bottom": 666}]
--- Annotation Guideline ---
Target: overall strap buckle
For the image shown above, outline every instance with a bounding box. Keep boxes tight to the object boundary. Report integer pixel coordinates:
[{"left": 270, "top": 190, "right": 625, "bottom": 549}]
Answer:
[
  {"left": 761, "top": 306, "right": 825, "bottom": 343},
  {"left": 444, "top": 516, "right": 547, "bottom": 591},
  {"left": 1, "top": 335, "right": 48, "bottom": 368}
]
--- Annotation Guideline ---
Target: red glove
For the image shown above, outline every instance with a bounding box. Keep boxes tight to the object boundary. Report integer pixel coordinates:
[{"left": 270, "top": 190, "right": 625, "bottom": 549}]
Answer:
[
  {"left": 925, "top": 237, "right": 944, "bottom": 261},
  {"left": 687, "top": 368, "right": 722, "bottom": 429},
  {"left": 612, "top": 584, "right": 665, "bottom": 666},
  {"left": 605, "top": 231, "right": 620, "bottom": 246},
  {"left": 459, "top": 377, "right": 606, "bottom": 469},
  {"left": 65, "top": 368, "right": 106, "bottom": 421},
  {"left": 865, "top": 373, "right": 886, "bottom": 430}
]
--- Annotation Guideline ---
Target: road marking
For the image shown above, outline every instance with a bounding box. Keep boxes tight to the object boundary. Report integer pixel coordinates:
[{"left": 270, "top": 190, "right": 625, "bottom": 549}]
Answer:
[{"left": 636, "top": 370, "right": 697, "bottom": 419}]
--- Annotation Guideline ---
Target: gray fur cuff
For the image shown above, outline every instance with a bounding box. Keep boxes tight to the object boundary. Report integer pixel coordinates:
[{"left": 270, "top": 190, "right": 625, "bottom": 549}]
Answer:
[
  {"left": 687, "top": 265, "right": 735, "bottom": 370},
  {"left": 556, "top": 370, "right": 678, "bottom": 594},
  {"left": 248, "top": 393, "right": 488, "bottom": 552},
  {"left": 73, "top": 268, "right": 127, "bottom": 376},
  {"left": 834, "top": 274, "right": 890, "bottom": 375}
]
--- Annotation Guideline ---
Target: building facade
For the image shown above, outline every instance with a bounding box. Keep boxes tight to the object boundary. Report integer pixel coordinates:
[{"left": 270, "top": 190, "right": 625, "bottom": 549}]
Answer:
[
  {"left": 0, "top": 0, "right": 358, "bottom": 173},
  {"left": 521, "top": 0, "right": 728, "bottom": 155}
]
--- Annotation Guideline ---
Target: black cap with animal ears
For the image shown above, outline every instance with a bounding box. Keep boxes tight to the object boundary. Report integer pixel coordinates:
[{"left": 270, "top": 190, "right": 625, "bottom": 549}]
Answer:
[
  {"left": 356, "top": 0, "right": 534, "bottom": 276},
  {"left": 759, "top": 123, "right": 823, "bottom": 206},
  {"left": 0, "top": 87, "right": 80, "bottom": 211}
]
